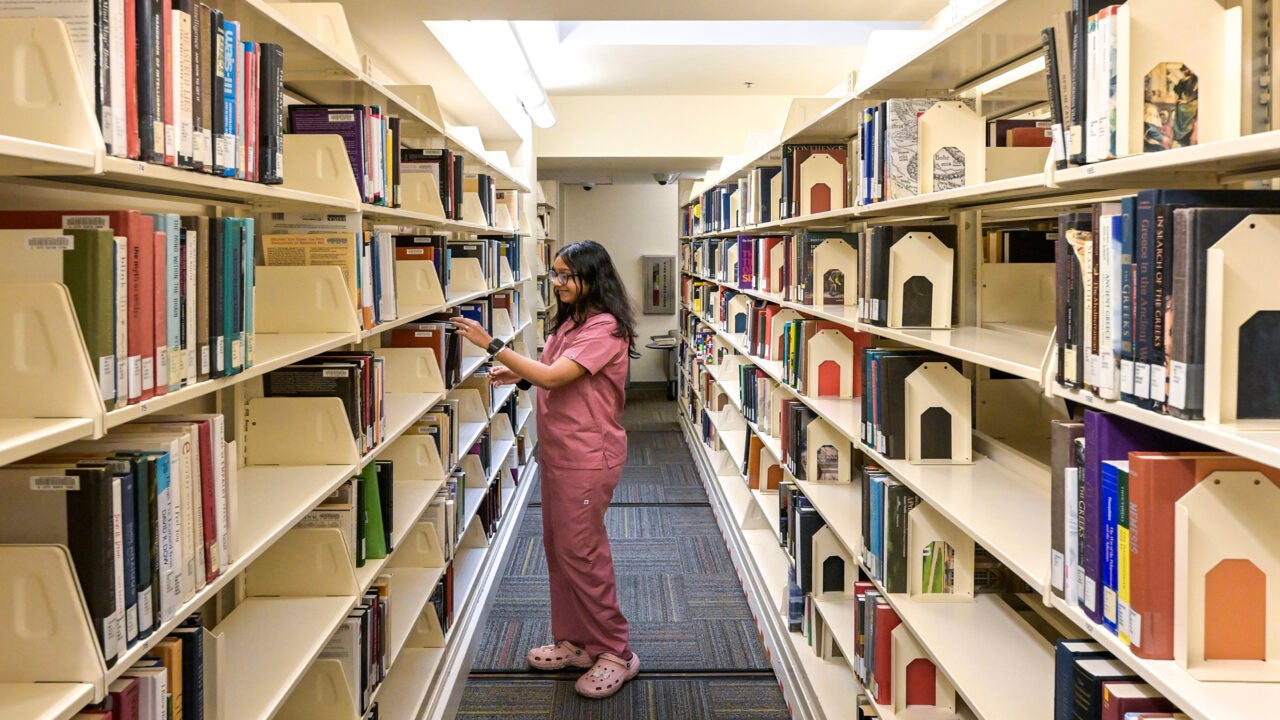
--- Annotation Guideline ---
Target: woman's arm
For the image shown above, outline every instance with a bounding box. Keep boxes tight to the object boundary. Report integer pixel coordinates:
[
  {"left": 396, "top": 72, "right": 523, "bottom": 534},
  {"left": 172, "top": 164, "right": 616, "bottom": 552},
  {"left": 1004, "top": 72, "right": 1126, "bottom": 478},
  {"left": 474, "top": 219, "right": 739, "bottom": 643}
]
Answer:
[{"left": 451, "top": 316, "right": 586, "bottom": 390}]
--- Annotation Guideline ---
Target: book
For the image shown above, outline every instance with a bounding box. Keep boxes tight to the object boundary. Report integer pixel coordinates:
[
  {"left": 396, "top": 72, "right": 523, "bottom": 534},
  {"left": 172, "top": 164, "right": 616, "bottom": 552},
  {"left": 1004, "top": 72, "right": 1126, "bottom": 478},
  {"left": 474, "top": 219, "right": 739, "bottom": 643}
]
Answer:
[
  {"left": 1054, "top": 639, "right": 1109, "bottom": 720},
  {"left": 1072, "top": 656, "right": 1140, "bottom": 720},
  {"left": 1100, "top": 682, "right": 1177, "bottom": 720},
  {"left": 1050, "top": 420, "right": 1085, "bottom": 602}
]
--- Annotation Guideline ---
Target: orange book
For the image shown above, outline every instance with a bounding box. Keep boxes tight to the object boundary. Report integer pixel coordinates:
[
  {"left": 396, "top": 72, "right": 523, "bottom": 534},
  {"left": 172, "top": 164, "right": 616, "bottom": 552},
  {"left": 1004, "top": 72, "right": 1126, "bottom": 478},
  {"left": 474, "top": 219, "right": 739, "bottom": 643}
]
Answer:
[
  {"left": 146, "top": 636, "right": 184, "bottom": 720},
  {"left": 1127, "top": 453, "right": 1280, "bottom": 659},
  {"left": 746, "top": 435, "right": 764, "bottom": 489}
]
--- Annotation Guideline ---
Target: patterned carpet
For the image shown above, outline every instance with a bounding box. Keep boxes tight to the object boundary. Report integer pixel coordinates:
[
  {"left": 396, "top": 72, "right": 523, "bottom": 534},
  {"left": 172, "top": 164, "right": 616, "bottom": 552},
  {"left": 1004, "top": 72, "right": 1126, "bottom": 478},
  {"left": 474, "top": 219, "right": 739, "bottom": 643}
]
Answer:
[{"left": 454, "top": 384, "right": 789, "bottom": 718}]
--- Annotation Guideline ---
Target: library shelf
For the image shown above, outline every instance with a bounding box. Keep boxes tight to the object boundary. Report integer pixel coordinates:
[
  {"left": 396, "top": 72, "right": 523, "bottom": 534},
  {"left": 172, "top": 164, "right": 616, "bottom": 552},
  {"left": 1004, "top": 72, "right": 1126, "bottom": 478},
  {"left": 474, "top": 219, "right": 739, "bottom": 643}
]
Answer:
[
  {"left": 854, "top": 0, "right": 1067, "bottom": 97},
  {"left": 491, "top": 385, "right": 518, "bottom": 415},
  {"left": 855, "top": 173, "right": 1050, "bottom": 219},
  {"left": 784, "top": 608, "right": 875, "bottom": 720},
  {"left": 711, "top": 456, "right": 757, "bottom": 527},
  {"left": 1053, "top": 129, "right": 1280, "bottom": 189},
  {"left": 751, "top": 488, "right": 783, "bottom": 536},
  {"left": 515, "top": 405, "right": 534, "bottom": 435},
  {"left": 106, "top": 332, "right": 358, "bottom": 429},
  {"left": 0, "top": 136, "right": 99, "bottom": 177},
  {"left": 0, "top": 418, "right": 96, "bottom": 468},
  {"left": 867, "top": 577, "right": 1055, "bottom": 720},
  {"left": 862, "top": 322, "right": 1052, "bottom": 382},
  {"left": 458, "top": 353, "right": 489, "bottom": 384},
  {"left": 218, "top": 595, "right": 360, "bottom": 720},
  {"left": 93, "top": 156, "right": 360, "bottom": 211},
  {"left": 450, "top": 544, "right": 487, "bottom": 614},
  {"left": 805, "top": 598, "right": 910, "bottom": 720},
  {"left": 456, "top": 421, "right": 488, "bottom": 461},
  {"left": 460, "top": 488, "right": 490, "bottom": 538},
  {"left": 501, "top": 484, "right": 516, "bottom": 509},
  {"left": 107, "top": 462, "right": 356, "bottom": 684},
  {"left": 385, "top": 566, "right": 449, "bottom": 663},
  {"left": 374, "top": 647, "right": 447, "bottom": 720},
  {"left": 858, "top": 439, "right": 1050, "bottom": 595},
  {"left": 488, "top": 440, "right": 516, "bottom": 480},
  {"left": 1054, "top": 385, "right": 1280, "bottom": 470},
  {"left": 1047, "top": 597, "right": 1280, "bottom": 720},
  {"left": 0, "top": 683, "right": 95, "bottom": 720},
  {"left": 216, "top": 0, "right": 362, "bottom": 80},
  {"left": 802, "top": 395, "right": 863, "bottom": 445}
]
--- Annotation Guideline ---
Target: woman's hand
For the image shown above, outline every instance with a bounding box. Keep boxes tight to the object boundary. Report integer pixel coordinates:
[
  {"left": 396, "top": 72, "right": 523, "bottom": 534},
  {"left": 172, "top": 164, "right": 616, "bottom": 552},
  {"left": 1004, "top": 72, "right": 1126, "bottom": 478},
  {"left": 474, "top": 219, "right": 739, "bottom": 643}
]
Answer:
[
  {"left": 488, "top": 366, "right": 520, "bottom": 386},
  {"left": 450, "top": 316, "right": 493, "bottom": 349}
]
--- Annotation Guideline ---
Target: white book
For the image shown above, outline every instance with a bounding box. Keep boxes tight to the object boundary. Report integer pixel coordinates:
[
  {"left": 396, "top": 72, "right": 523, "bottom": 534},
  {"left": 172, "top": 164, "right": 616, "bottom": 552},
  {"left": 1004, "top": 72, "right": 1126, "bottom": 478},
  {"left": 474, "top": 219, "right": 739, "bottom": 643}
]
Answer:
[
  {"left": 375, "top": 230, "right": 397, "bottom": 322},
  {"left": 184, "top": 225, "right": 197, "bottom": 386},
  {"left": 121, "top": 666, "right": 167, "bottom": 720},
  {"left": 225, "top": 440, "right": 239, "bottom": 563},
  {"left": 108, "top": 474, "right": 127, "bottom": 656}
]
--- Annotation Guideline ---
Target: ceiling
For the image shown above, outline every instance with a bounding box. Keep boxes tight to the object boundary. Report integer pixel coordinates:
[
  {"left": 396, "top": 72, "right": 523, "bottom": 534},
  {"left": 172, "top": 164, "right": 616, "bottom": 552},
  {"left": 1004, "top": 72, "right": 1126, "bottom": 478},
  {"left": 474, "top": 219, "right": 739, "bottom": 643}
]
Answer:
[{"left": 300, "top": 0, "right": 949, "bottom": 182}]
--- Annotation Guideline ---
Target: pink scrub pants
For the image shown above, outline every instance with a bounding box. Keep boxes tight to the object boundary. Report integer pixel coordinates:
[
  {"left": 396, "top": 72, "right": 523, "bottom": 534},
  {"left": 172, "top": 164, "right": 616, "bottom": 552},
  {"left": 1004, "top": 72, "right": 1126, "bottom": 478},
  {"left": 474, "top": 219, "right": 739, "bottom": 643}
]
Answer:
[{"left": 539, "top": 460, "right": 631, "bottom": 658}]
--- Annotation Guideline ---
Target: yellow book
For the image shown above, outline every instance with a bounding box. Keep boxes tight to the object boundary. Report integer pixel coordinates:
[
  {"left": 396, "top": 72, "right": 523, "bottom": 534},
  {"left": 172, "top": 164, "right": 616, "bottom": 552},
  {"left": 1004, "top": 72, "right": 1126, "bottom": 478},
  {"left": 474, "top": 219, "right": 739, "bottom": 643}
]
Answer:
[{"left": 259, "top": 233, "right": 360, "bottom": 310}]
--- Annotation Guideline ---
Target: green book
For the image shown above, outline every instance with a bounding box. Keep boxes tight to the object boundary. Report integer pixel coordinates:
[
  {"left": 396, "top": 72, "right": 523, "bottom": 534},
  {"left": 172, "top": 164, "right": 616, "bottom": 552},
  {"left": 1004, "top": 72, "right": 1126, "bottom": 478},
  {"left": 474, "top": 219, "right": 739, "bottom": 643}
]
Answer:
[{"left": 360, "top": 462, "right": 388, "bottom": 559}]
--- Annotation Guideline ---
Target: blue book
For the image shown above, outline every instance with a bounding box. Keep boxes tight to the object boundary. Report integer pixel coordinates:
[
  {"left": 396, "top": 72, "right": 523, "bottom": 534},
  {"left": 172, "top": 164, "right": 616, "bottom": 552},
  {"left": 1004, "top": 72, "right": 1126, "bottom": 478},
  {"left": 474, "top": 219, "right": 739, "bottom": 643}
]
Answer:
[
  {"left": 868, "top": 473, "right": 885, "bottom": 581},
  {"left": 1100, "top": 460, "right": 1124, "bottom": 635},
  {"left": 221, "top": 19, "right": 239, "bottom": 178}
]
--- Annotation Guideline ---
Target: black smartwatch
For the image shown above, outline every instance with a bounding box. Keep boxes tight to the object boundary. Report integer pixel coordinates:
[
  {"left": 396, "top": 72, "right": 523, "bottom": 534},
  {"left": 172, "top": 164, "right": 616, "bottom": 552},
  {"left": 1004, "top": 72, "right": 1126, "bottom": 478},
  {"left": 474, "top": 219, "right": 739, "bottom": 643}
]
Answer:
[
  {"left": 486, "top": 338, "right": 506, "bottom": 357},
  {"left": 517, "top": 379, "right": 533, "bottom": 390}
]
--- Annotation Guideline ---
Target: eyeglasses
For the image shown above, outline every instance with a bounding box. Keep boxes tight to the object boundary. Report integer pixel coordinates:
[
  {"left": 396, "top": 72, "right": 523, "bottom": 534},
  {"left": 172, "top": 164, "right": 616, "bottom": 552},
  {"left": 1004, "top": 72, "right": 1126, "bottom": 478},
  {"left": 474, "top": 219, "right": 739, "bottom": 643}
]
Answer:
[{"left": 550, "top": 270, "right": 578, "bottom": 285}]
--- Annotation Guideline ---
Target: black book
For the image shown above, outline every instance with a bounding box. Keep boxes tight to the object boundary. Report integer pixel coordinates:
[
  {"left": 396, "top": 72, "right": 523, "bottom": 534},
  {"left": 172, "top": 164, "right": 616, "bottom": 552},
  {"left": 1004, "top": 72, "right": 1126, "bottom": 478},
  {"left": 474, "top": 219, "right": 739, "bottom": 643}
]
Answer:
[
  {"left": 93, "top": 0, "right": 112, "bottom": 156},
  {"left": 1070, "top": 656, "right": 1139, "bottom": 720},
  {"left": 794, "top": 505, "right": 826, "bottom": 593},
  {"left": 375, "top": 460, "right": 394, "bottom": 553},
  {"left": 191, "top": 3, "right": 205, "bottom": 171},
  {"left": 135, "top": 0, "right": 160, "bottom": 162},
  {"left": 170, "top": 620, "right": 205, "bottom": 720},
  {"left": 263, "top": 363, "right": 363, "bottom": 443},
  {"left": 208, "top": 6, "right": 225, "bottom": 175},
  {"left": 452, "top": 152, "right": 465, "bottom": 220},
  {"left": 1002, "top": 230, "right": 1057, "bottom": 263},
  {"left": 258, "top": 43, "right": 285, "bottom": 184},
  {"left": 387, "top": 117, "right": 401, "bottom": 207},
  {"left": 173, "top": 0, "right": 195, "bottom": 168},
  {"left": 115, "top": 453, "right": 157, "bottom": 638},
  {"left": 1041, "top": 26, "right": 1067, "bottom": 169}
]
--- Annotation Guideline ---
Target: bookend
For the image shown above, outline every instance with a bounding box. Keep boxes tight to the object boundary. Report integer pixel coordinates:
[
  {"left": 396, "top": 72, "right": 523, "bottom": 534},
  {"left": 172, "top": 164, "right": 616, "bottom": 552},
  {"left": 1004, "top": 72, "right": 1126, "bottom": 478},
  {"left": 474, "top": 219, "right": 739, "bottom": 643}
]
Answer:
[
  {"left": 241, "top": 394, "right": 360, "bottom": 466},
  {"left": 399, "top": 172, "right": 449, "bottom": 218},
  {"left": 394, "top": 258, "right": 447, "bottom": 309},
  {"left": 904, "top": 362, "right": 973, "bottom": 464},
  {"left": 0, "top": 545, "right": 107, "bottom": 696},
  {"left": 491, "top": 307, "right": 516, "bottom": 341},
  {"left": 891, "top": 623, "right": 960, "bottom": 719},
  {"left": 798, "top": 150, "right": 846, "bottom": 216},
  {"left": 498, "top": 256, "right": 516, "bottom": 287},
  {"left": 385, "top": 85, "right": 445, "bottom": 130},
  {"left": 255, "top": 265, "right": 362, "bottom": 335},
  {"left": 1113, "top": 0, "right": 1241, "bottom": 158},
  {"left": 1175, "top": 470, "right": 1280, "bottom": 681},
  {"left": 759, "top": 451, "right": 785, "bottom": 492},
  {"left": 493, "top": 204, "right": 516, "bottom": 233},
  {"left": 1204, "top": 214, "right": 1280, "bottom": 425},
  {"left": 805, "top": 329, "right": 857, "bottom": 398},
  {"left": 405, "top": 604, "right": 446, "bottom": 649},
  {"left": 725, "top": 245, "right": 739, "bottom": 284},
  {"left": 376, "top": 347, "right": 447, "bottom": 397},
  {"left": 489, "top": 414, "right": 516, "bottom": 475},
  {"left": 389, "top": 521, "right": 447, "bottom": 569},
  {"left": 0, "top": 18, "right": 103, "bottom": 175},
  {"left": 0, "top": 283, "right": 106, "bottom": 439},
  {"left": 243, "top": 527, "right": 360, "bottom": 598},
  {"left": 813, "top": 611, "right": 845, "bottom": 663},
  {"left": 918, "top": 102, "right": 984, "bottom": 194},
  {"left": 805, "top": 416, "right": 852, "bottom": 484},
  {"left": 461, "top": 193, "right": 487, "bottom": 226},
  {"left": 907, "top": 503, "right": 976, "bottom": 602},
  {"left": 276, "top": 658, "right": 357, "bottom": 720},
  {"left": 812, "top": 238, "right": 858, "bottom": 307},
  {"left": 447, "top": 257, "right": 488, "bottom": 298},
  {"left": 278, "top": 134, "right": 362, "bottom": 205},
  {"left": 381, "top": 434, "right": 448, "bottom": 485},
  {"left": 271, "top": 2, "right": 361, "bottom": 71},
  {"left": 769, "top": 309, "right": 805, "bottom": 360},
  {"left": 889, "top": 232, "right": 955, "bottom": 329},
  {"left": 811, "top": 525, "right": 856, "bottom": 598},
  {"left": 727, "top": 293, "right": 753, "bottom": 336}
]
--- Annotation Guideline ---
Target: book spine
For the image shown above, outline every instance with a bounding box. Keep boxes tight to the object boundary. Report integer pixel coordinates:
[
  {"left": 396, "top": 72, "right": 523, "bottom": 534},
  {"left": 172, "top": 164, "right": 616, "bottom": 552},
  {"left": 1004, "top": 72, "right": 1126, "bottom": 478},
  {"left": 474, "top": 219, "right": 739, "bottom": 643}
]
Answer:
[
  {"left": 1119, "top": 197, "right": 1137, "bottom": 401},
  {"left": 209, "top": 7, "right": 225, "bottom": 174},
  {"left": 1117, "top": 464, "right": 1132, "bottom": 644},
  {"left": 94, "top": 0, "right": 112, "bottom": 156},
  {"left": 109, "top": 0, "right": 127, "bottom": 155},
  {"left": 259, "top": 43, "right": 285, "bottom": 184},
  {"left": 234, "top": 26, "right": 246, "bottom": 179},
  {"left": 1149, "top": 205, "right": 1173, "bottom": 411},
  {"left": 151, "top": 230, "right": 169, "bottom": 396},
  {"left": 161, "top": 0, "right": 175, "bottom": 165},
  {"left": 175, "top": 1, "right": 193, "bottom": 168},
  {"left": 1100, "top": 461, "right": 1119, "bottom": 634},
  {"left": 190, "top": 1, "right": 203, "bottom": 171},
  {"left": 220, "top": 18, "right": 237, "bottom": 178},
  {"left": 1042, "top": 27, "right": 1070, "bottom": 169},
  {"left": 1133, "top": 192, "right": 1156, "bottom": 408},
  {"left": 1068, "top": 0, "right": 1091, "bottom": 165}
]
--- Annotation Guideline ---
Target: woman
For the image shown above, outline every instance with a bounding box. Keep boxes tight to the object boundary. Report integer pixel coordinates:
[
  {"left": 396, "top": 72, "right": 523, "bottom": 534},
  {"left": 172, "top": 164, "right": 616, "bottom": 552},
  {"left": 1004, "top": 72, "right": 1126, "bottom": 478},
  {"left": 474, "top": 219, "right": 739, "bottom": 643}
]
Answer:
[{"left": 451, "top": 240, "right": 640, "bottom": 699}]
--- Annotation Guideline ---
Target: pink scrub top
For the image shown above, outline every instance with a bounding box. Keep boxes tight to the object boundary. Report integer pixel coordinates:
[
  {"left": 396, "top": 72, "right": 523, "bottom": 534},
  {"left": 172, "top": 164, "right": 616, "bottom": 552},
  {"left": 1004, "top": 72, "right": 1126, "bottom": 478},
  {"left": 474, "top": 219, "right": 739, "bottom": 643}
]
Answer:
[{"left": 536, "top": 312, "right": 629, "bottom": 469}]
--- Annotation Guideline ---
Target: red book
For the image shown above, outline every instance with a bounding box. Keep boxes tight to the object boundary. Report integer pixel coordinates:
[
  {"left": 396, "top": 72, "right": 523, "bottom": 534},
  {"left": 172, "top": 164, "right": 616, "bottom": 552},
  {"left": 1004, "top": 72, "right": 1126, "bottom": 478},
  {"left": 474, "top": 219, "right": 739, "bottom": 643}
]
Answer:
[
  {"left": 162, "top": 0, "right": 175, "bottom": 166},
  {"left": 386, "top": 323, "right": 448, "bottom": 376},
  {"left": 124, "top": 0, "right": 140, "bottom": 159},
  {"left": 244, "top": 42, "right": 259, "bottom": 182},
  {"left": 1100, "top": 681, "right": 1177, "bottom": 720},
  {"left": 151, "top": 231, "right": 169, "bottom": 396},
  {"left": 0, "top": 210, "right": 155, "bottom": 402},
  {"left": 1127, "top": 453, "right": 1280, "bottom": 659},
  {"left": 873, "top": 601, "right": 902, "bottom": 706},
  {"left": 108, "top": 677, "right": 141, "bottom": 720}
]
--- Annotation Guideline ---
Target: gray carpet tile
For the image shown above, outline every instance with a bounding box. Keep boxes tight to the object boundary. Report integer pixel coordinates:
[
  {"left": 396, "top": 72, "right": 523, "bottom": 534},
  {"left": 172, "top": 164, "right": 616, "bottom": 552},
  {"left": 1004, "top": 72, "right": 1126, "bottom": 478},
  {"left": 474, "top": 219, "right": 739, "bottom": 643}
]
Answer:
[{"left": 456, "top": 678, "right": 791, "bottom": 720}]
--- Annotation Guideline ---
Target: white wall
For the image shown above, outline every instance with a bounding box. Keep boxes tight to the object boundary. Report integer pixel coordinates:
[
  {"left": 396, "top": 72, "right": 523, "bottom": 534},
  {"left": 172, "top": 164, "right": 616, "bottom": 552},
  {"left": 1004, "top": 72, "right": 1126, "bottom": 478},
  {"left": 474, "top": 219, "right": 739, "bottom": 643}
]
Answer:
[{"left": 561, "top": 183, "right": 679, "bottom": 383}]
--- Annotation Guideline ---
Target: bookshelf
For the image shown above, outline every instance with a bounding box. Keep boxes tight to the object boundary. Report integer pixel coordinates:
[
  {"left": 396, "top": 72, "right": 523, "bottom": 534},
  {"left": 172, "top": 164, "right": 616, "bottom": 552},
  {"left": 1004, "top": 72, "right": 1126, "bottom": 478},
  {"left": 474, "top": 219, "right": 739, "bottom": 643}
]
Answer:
[
  {"left": 0, "top": 6, "right": 542, "bottom": 720},
  {"left": 675, "top": 2, "right": 1280, "bottom": 718}
]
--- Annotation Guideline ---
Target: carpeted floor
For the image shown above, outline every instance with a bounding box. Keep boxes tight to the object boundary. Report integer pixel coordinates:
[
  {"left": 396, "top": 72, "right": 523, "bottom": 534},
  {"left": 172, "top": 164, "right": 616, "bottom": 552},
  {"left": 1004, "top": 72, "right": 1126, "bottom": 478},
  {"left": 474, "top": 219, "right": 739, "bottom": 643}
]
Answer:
[{"left": 454, "top": 383, "right": 790, "bottom": 718}]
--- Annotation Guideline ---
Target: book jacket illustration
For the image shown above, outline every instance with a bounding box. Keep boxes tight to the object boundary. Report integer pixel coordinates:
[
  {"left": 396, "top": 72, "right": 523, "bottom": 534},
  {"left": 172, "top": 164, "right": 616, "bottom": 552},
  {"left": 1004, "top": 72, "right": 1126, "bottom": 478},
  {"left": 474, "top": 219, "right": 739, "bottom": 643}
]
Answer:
[
  {"left": 816, "top": 444, "right": 839, "bottom": 482},
  {"left": 921, "top": 541, "right": 955, "bottom": 593},
  {"left": 822, "top": 269, "right": 845, "bottom": 304},
  {"left": 1144, "top": 63, "right": 1198, "bottom": 152},
  {"left": 932, "top": 147, "right": 966, "bottom": 192}
]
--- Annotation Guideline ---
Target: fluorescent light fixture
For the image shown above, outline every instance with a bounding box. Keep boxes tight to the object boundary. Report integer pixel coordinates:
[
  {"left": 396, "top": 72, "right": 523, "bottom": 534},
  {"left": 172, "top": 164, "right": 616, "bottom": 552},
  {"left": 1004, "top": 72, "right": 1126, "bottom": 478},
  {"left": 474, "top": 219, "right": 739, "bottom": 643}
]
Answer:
[
  {"left": 424, "top": 20, "right": 557, "bottom": 129},
  {"left": 968, "top": 55, "right": 1047, "bottom": 97}
]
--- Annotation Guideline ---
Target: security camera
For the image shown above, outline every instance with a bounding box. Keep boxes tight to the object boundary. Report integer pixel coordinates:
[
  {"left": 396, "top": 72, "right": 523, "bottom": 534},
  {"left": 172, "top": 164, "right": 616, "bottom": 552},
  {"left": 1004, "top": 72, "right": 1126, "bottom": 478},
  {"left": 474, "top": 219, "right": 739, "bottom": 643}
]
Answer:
[
  {"left": 653, "top": 172, "right": 677, "bottom": 185},
  {"left": 582, "top": 183, "right": 594, "bottom": 191}
]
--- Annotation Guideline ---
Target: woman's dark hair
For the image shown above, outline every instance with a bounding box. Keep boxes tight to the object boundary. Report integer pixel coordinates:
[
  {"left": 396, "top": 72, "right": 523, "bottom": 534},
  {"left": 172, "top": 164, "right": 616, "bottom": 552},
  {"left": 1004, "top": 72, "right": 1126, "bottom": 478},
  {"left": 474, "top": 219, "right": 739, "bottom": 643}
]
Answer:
[{"left": 550, "top": 240, "right": 639, "bottom": 357}]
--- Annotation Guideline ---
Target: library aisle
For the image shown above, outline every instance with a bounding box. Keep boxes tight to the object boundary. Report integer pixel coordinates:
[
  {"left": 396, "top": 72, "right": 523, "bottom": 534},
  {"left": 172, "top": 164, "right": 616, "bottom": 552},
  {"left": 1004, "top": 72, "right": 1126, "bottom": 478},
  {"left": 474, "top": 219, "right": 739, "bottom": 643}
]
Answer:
[{"left": 456, "top": 384, "right": 790, "bottom": 718}]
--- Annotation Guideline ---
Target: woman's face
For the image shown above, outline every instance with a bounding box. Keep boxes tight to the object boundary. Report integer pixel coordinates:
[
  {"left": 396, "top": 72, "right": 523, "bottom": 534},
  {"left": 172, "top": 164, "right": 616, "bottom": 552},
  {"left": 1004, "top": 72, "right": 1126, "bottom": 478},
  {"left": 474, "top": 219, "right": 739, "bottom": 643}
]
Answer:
[{"left": 551, "top": 256, "right": 584, "bottom": 306}]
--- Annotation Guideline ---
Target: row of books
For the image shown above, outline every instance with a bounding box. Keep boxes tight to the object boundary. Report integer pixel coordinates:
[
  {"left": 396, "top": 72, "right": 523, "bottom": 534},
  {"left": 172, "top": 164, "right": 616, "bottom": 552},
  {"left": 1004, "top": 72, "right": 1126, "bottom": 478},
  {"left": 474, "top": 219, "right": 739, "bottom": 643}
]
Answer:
[
  {"left": 861, "top": 350, "right": 961, "bottom": 460},
  {"left": 9, "top": 2, "right": 285, "bottom": 182},
  {"left": 0, "top": 414, "right": 234, "bottom": 664},
  {"left": 1054, "top": 640, "right": 1188, "bottom": 720},
  {"left": 1053, "top": 191, "right": 1280, "bottom": 422},
  {"left": 263, "top": 351, "right": 387, "bottom": 456},
  {"left": 323, "top": 583, "right": 391, "bottom": 716},
  {"left": 402, "top": 148, "right": 522, "bottom": 227},
  {"left": 289, "top": 104, "right": 402, "bottom": 206},
  {"left": 851, "top": 583, "right": 901, "bottom": 707},
  {"left": 682, "top": 143, "right": 850, "bottom": 235},
  {"left": 779, "top": 483, "right": 826, "bottom": 631},
  {"left": 301, "top": 461, "right": 396, "bottom": 568},
  {"left": 0, "top": 210, "right": 256, "bottom": 411},
  {"left": 76, "top": 615, "right": 213, "bottom": 719},
  {"left": 683, "top": 231, "right": 859, "bottom": 306},
  {"left": 1049, "top": 410, "right": 1280, "bottom": 662}
]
